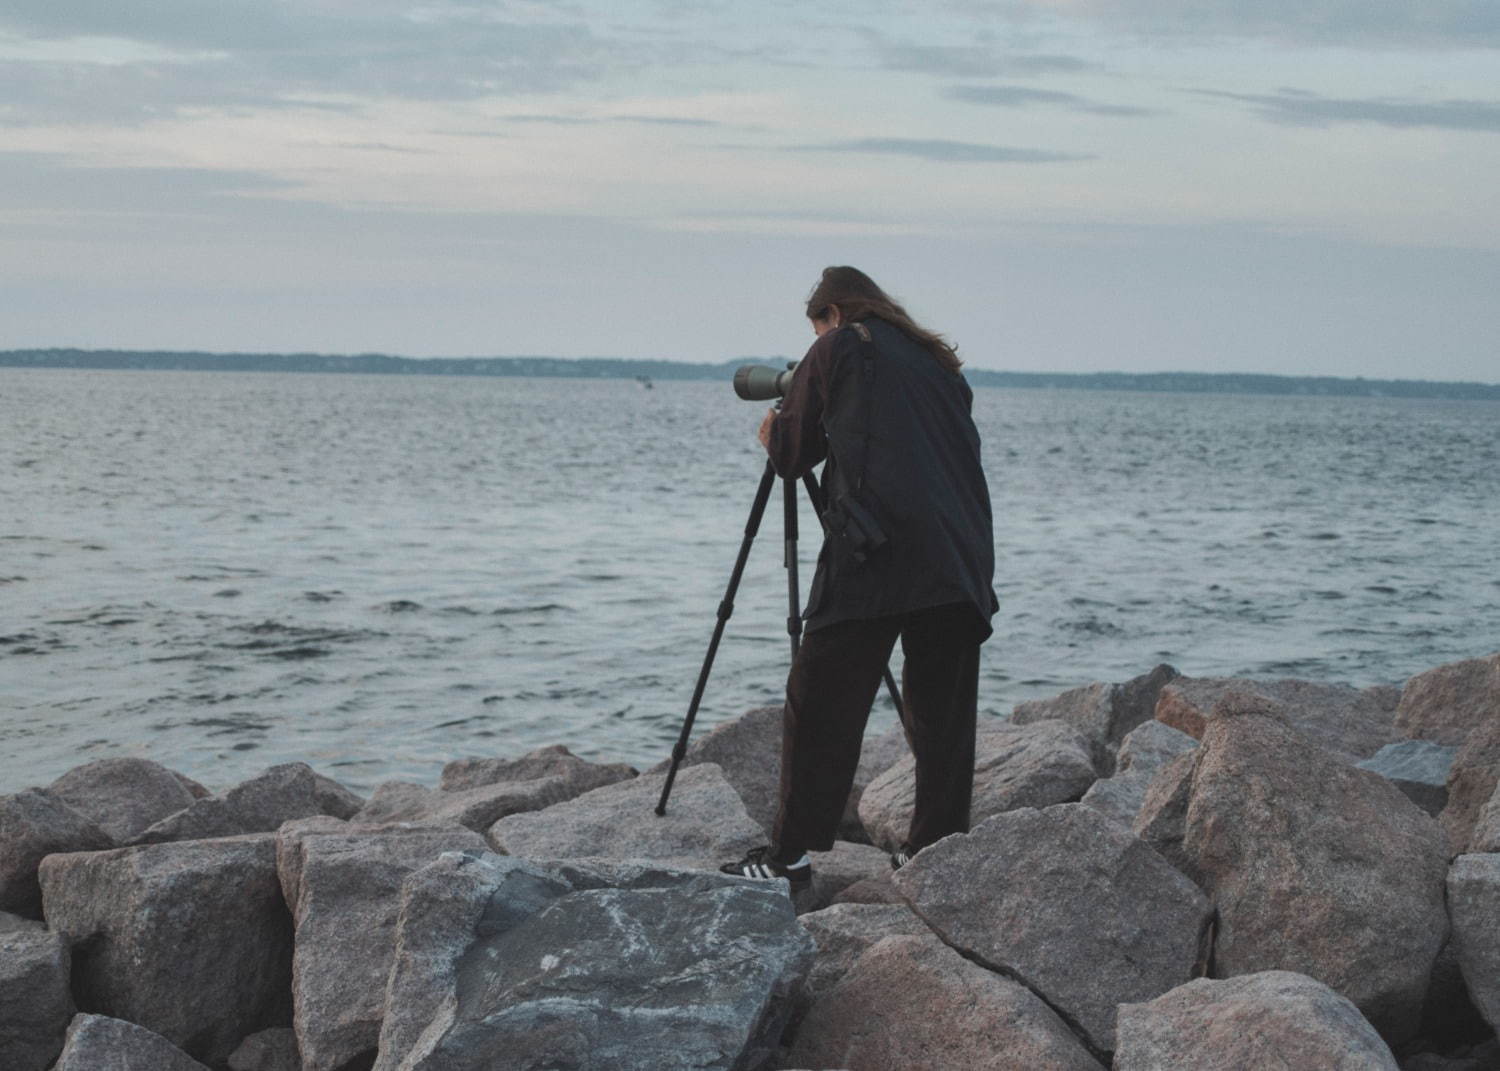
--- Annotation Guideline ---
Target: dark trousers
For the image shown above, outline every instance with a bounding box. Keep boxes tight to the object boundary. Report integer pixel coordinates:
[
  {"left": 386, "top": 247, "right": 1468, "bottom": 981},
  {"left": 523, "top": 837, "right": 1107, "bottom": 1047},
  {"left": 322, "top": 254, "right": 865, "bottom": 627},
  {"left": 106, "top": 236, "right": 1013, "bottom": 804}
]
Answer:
[{"left": 771, "top": 602, "right": 980, "bottom": 857}]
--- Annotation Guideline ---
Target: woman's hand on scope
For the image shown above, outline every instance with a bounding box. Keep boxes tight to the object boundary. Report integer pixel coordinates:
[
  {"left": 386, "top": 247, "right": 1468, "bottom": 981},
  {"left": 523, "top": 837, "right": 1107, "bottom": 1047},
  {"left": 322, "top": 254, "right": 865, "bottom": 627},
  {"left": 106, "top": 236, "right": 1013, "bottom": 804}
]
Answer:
[{"left": 757, "top": 408, "right": 776, "bottom": 451}]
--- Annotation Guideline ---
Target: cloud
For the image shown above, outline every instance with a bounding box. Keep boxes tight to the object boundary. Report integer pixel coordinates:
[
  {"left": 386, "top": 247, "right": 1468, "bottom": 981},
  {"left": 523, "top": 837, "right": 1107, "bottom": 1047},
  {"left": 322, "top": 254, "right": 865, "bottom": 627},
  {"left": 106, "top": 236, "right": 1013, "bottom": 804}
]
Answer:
[
  {"left": 1196, "top": 88, "right": 1500, "bottom": 131},
  {"left": 795, "top": 137, "right": 1093, "bottom": 163},
  {"left": 878, "top": 42, "right": 1098, "bottom": 78},
  {"left": 946, "top": 83, "right": 1157, "bottom": 117}
]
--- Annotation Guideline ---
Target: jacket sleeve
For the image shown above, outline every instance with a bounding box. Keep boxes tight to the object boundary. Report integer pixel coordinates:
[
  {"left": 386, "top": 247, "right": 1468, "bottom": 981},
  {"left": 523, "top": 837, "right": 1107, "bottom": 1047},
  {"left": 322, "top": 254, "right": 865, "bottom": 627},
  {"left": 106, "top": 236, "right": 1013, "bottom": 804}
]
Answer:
[{"left": 765, "top": 330, "right": 840, "bottom": 479}]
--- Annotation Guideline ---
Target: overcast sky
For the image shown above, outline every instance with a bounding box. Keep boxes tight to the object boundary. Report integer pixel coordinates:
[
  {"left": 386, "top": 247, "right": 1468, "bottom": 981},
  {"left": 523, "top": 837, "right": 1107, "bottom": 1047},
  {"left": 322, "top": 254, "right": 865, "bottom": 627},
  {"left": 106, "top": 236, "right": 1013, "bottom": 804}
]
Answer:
[{"left": 2, "top": 2, "right": 1497, "bottom": 380}]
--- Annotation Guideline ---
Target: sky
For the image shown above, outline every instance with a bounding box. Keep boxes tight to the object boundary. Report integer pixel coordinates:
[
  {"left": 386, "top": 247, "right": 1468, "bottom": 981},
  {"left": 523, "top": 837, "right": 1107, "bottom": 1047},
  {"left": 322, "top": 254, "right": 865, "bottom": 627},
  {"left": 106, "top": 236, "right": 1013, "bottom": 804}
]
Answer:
[{"left": 2, "top": 1, "right": 1498, "bottom": 380}]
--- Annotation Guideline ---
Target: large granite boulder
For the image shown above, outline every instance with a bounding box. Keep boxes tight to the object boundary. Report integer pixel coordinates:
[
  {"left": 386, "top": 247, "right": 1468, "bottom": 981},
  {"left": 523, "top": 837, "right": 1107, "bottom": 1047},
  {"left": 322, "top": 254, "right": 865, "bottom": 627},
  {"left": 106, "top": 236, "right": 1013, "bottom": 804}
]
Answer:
[
  {"left": 1115, "top": 971, "right": 1399, "bottom": 1070},
  {"left": 286, "top": 825, "right": 488, "bottom": 1071},
  {"left": 0, "top": 926, "right": 74, "bottom": 1071},
  {"left": 0, "top": 789, "right": 111, "bottom": 918},
  {"left": 439, "top": 743, "right": 637, "bottom": 794},
  {"left": 794, "top": 903, "right": 928, "bottom": 1014},
  {"left": 647, "top": 705, "right": 784, "bottom": 831},
  {"left": 52, "top": 1013, "right": 211, "bottom": 1071},
  {"left": 1155, "top": 676, "right": 1397, "bottom": 763},
  {"left": 1441, "top": 718, "right": 1500, "bottom": 856},
  {"left": 1396, "top": 652, "right": 1500, "bottom": 746},
  {"left": 787, "top": 934, "right": 1104, "bottom": 1071},
  {"left": 1011, "top": 663, "right": 1180, "bottom": 771},
  {"left": 1447, "top": 853, "right": 1500, "bottom": 1035},
  {"left": 893, "top": 804, "right": 1212, "bottom": 1053},
  {"left": 37, "top": 835, "right": 292, "bottom": 1066},
  {"left": 1176, "top": 691, "right": 1449, "bottom": 1042},
  {"left": 46, "top": 758, "right": 202, "bottom": 843},
  {"left": 1470, "top": 787, "right": 1500, "bottom": 852},
  {"left": 488, "top": 763, "right": 765, "bottom": 871},
  {"left": 1358, "top": 740, "right": 1458, "bottom": 817},
  {"left": 1132, "top": 750, "right": 1198, "bottom": 875},
  {"left": 1080, "top": 719, "right": 1198, "bottom": 829},
  {"left": 858, "top": 721, "right": 1099, "bottom": 853},
  {"left": 133, "top": 762, "right": 363, "bottom": 844},
  {"left": 373, "top": 852, "right": 815, "bottom": 1071}
]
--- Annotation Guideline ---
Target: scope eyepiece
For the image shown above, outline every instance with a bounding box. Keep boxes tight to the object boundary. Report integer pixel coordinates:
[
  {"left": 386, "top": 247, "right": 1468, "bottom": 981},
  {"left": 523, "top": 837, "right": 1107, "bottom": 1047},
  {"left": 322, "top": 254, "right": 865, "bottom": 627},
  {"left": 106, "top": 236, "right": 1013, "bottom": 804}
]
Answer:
[{"left": 733, "top": 362, "right": 797, "bottom": 401}]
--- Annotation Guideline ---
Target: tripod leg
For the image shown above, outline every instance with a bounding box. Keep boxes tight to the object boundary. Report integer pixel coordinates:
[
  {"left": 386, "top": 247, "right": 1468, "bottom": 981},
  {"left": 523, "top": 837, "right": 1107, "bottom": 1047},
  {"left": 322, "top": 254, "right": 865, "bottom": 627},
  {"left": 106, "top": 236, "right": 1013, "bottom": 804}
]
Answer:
[
  {"left": 783, "top": 476, "right": 803, "bottom": 659},
  {"left": 799, "top": 470, "right": 906, "bottom": 723},
  {"left": 656, "top": 459, "right": 778, "bottom": 816}
]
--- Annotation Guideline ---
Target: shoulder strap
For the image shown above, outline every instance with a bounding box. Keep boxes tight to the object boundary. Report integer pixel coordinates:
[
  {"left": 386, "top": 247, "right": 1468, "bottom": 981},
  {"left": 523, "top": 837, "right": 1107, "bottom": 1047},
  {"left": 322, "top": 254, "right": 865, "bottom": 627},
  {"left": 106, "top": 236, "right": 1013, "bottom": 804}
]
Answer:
[{"left": 849, "top": 322, "right": 876, "bottom": 493}]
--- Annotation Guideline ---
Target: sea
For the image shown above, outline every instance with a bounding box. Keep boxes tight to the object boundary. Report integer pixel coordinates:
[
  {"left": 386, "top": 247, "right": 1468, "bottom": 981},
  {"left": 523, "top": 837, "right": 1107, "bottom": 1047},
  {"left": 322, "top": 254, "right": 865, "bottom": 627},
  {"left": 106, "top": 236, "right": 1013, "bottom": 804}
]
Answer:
[{"left": 3, "top": 368, "right": 1498, "bottom": 796}]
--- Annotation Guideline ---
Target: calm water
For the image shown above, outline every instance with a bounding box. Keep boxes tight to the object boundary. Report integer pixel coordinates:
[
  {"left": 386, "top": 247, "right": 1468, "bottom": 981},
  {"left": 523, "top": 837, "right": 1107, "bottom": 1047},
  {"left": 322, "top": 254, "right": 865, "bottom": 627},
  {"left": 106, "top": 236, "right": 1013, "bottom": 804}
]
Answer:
[{"left": 3, "top": 368, "right": 1498, "bottom": 795}]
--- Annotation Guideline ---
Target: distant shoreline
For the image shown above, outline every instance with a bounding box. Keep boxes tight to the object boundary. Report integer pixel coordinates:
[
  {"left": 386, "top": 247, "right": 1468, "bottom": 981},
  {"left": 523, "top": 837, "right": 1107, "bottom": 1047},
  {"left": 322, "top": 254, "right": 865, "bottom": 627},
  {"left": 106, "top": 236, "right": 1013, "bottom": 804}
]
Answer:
[{"left": 4, "top": 348, "right": 1498, "bottom": 401}]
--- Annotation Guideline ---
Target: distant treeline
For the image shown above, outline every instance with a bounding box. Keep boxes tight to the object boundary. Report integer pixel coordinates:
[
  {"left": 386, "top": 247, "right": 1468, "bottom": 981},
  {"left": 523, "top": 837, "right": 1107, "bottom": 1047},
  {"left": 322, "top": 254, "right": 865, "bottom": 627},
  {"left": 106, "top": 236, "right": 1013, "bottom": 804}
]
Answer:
[{"left": 4, "top": 348, "right": 1498, "bottom": 401}]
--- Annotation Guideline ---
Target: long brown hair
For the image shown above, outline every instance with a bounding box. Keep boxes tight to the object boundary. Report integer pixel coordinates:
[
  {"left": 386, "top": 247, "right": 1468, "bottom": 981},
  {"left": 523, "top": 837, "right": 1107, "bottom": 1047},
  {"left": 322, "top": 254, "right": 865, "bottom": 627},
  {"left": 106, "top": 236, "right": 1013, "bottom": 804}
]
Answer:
[{"left": 805, "top": 266, "right": 961, "bottom": 374}]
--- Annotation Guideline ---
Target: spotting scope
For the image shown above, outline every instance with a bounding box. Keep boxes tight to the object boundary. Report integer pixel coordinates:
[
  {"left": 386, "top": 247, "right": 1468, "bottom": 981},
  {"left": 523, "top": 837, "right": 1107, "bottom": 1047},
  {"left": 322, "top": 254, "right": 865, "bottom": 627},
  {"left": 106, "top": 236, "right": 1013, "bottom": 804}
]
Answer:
[{"left": 732, "top": 361, "right": 798, "bottom": 401}]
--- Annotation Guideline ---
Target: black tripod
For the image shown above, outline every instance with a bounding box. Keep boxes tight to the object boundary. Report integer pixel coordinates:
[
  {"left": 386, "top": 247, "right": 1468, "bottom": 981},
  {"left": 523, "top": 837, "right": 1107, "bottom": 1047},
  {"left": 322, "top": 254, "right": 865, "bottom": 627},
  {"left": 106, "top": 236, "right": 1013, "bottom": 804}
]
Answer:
[{"left": 655, "top": 458, "right": 904, "bottom": 815}]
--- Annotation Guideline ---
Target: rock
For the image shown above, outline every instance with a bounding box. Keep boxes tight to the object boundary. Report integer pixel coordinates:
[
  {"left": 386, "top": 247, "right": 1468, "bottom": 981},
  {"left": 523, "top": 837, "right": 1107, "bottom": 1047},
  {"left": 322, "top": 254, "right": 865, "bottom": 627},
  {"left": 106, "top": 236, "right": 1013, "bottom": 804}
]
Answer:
[
  {"left": 488, "top": 762, "right": 765, "bottom": 871},
  {"left": 894, "top": 804, "right": 1212, "bottom": 1053},
  {"left": 51, "top": 1013, "right": 210, "bottom": 1071},
  {"left": 858, "top": 720, "right": 1099, "bottom": 852},
  {"left": 1441, "top": 719, "right": 1500, "bottom": 856},
  {"left": 227, "top": 1027, "right": 301, "bottom": 1071},
  {"left": 46, "top": 758, "right": 201, "bottom": 843},
  {"left": 440, "top": 742, "right": 637, "bottom": 794},
  {"left": 788, "top": 934, "right": 1104, "bottom": 1071},
  {"left": 37, "top": 836, "right": 292, "bottom": 1066},
  {"left": 374, "top": 852, "right": 815, "bottom": 1071},
  {"left": 1418, "top": 936, "right": 1493, "bottom": 1050},
  {"left": 1358, "top": 740, "right": 1458, "bottom": 817},
  {"left": 1132, "top": 750, "right": 1199, "bottom": 875},
  {"left": 0, "top": 789, "right": 113, "bottom": 919},
  {"left": 1178, "top": 690, "right": 1449, "bottom": 1042},
  {"left": 1402, "top": 1042, "right": 1500, "bottom": 1071},
  {"left": 287, "top": 826, "right": 488, "bottom": 1071},
  {"left": 133, "top": 762, "right": 360, "bottom": 844},
  {"left": 1011, "top": 663, "right": 1180, "bottom": 771},
  {"left": 1080, "top": 720, "right": 1198, "bottom": 829},
  {"left": 1114, "top": 971, "right": 1399, "bottom": 1070},
  {"left": 795, "top": 903, "right": 927, "bottom": 1011},
  {"left": 0, "top": 910, "right": 45, "bottom": 933},
  {"left": 0, "top": 927, "right": 74, "bottom": 1071},
  {"left": 799, "top": 840, "right": 898, "bottom": 915},
  {"left": 1447, "top": 853, "right": 1500, "bottom": 1035},
  {"left": 830, "top": 872, "right": 906, "bottom": 906},
  {"left": 647, "top": 705, "right": 783, "bottom": 833},
  {"left": 274, "top": 815, "right": 351, "bottom": 914},
  {"left": 1396, "top": 652, "right": 1500, "bottom": 746},
  {"left": 1155, "top": 676, "right": 1397, "bottom": 763},
  {"left": 1470, "top": 787, "right": 1500, "bottom": 853}
]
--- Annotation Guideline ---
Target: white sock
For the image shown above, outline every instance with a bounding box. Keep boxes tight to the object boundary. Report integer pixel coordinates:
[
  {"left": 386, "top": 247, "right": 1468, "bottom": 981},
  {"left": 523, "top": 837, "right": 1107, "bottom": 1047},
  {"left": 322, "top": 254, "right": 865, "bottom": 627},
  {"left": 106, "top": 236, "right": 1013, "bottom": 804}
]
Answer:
[{"left": 782, "top": 853, "right": 810, "bottom": 869}]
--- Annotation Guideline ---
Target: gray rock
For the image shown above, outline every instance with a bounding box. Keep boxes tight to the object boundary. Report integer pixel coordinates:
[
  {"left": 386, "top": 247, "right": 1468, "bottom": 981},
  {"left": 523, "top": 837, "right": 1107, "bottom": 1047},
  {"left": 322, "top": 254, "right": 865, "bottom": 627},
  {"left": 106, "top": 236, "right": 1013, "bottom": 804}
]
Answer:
[
  {"left": 0, "top": 927, "right": 74, "bottom": 1071},
  {"left": 1115, "top": 971, "right": 1399, "bottom": 1070},
  {"left": 1470, "top": 786, "right": 1500, "bottom": 853},
  {"left": 647, "top": 705, "right": 783, "bottom": 833},
  {"left": 1418, "top": 936, "right": 1493, "bottom": 1049},
  {"left": 1358, "top": 740, "right": 1458, "bottom": 816},
  {"left": 288, "top": 826, "right": 488, "bottom": 1071},
  {"left": 37, "top": 836, "right": 292, "bottom": 1066},
  {"left": 788, "top": 934, "right": 1105, "bottom": 1071},
  {"left": 1155, "top": 676, "right": 1397, "bottom": 763},
  {"left": 134, "top": 762, "right": 361, "bottom": 844},
  {"left": 1132, "top": 750, "right": 1202, "bottom": 876},
  {"left": 46, "top": 758, "right": 201, "bottom": 844},
  {"left": 1447, "top": 853, "right": 1500, "bottom": 1035},
  {"left": 842, "top": 725, "right": 911, "bottom": 841},
  {"left": 374, "top": 851, "right": 815, "bottom": 1071},
  {"left": 0, "top": 910, "right": 45, "bottom": 933},
  {"left": 798, "top": 840, "right": 898, "bottom": 915},
  {"left": 1080, "top": 720, "right": 1198, "bottom": 829},
  {"left": 1396, "top": 652, "right": 1500, "bottom": 747},
  {"left": 829, "top": 872, "right": 905, "bottom": 906},
  {"left": 0, "top": 789, "right": 112, "bottom": 918},
  {"left": 1178, "top": 690, "right": 1449, "bottom": 1042},
  {"left": 1011, "top": 663, "right": 1180, "bottom": 772},
  {"left": 1441, "top": 719, "right": 1500, "bottom": 856},
  {"left": 52, "top": 1013, "right": 211, "bottom": 1071},
  {"left": 488, "top": 762, "right": 765, "bottom": 871},
  {"left": 354, "top": 776, "right": 592, "bottom": 833},
  {"left": 858, "top": 720, "right": 1099, "bottom": 853},
  {"left": 227, "top": 1027, "right": 301, "bottom": 1071},
  {"left": 894, "top": 803, "right": 1212, "bottom": 1052},
  {"left": 795, "top": 903, "right": 927, "bottom": 1012},
  {"left": 440, "top": 742, "right": 637, "bottom": 794}
]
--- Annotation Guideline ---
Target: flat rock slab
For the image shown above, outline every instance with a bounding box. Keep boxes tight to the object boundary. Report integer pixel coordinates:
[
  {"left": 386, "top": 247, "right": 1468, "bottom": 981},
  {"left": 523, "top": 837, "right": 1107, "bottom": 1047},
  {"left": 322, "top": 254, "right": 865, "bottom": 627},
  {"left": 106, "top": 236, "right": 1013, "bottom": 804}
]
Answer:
[
  {"left": 1156, "top": 676, "right": 1397, "bottom": 763},
  {"left": 0, "top": 789, "right": 111, "bottom": 918},
  {"left": 38, "top": 835, "right": 292, "bottom": 1066},
  {"left": 52, "top": 1013, "right": 210, "bottom": 1071},
  {"left": 1011, "top": 664, "right": 1180, "bottom": 771},
  {"left": 0, "top": 927, "right": 74, "bottom": 1071},
  {"left": 788, "top": 934, "right": 1104, "bottom": 1071},
  {"left": 894, "top": 803, "right": 1212, "bottom": 1053},
  {"left": 488, "top": 762, "right": 765, "bottom": 871},
  {"left": 859, "top": 721, "right": 1099, "bottom": 853},
  {"left": 1447, "top": 853, "right": 1500, "bottom": 1035},
  {"left": 1178, "top": 691, "right": 1449, "bottom": 1043},
  {"left": 46, "top": 758, "right": 202, "bottom": 843},
  {"left": 1357, "top": 740, "right": 1457, "bottom": 817},
  {"left": 1115, "top": 971, "right": 1399, "bottom": 1070},
  {"left": 374, "top": 852, "right": 815, "bottom": 1071},
  {"left": 288, "top": 826, "right": 488, "bottom": 1071},
  {"left": 1396, "top": 652, "right": 1500, "bottom": 746}
]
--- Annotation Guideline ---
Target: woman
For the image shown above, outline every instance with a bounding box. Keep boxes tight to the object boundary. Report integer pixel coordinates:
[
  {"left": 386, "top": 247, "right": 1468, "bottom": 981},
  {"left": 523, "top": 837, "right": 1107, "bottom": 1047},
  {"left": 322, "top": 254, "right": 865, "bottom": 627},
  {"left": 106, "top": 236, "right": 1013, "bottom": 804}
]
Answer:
[{"left": 721, "top": 266, "right": 998, "bottom": 887}]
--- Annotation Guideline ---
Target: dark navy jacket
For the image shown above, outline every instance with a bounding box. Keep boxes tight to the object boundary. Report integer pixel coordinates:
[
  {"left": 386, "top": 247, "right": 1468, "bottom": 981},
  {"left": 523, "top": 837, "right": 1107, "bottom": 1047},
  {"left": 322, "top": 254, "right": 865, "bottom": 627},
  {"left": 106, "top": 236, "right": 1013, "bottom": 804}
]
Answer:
[{"left": 767, "top": 318, "right": 998, "bottom": 639}]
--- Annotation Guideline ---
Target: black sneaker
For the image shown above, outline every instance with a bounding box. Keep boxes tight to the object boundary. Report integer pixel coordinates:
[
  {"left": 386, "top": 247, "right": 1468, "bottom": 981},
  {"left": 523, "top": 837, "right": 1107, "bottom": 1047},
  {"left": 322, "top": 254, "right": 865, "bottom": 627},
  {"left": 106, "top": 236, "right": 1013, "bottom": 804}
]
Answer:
[
  {"left": 720, "top": 846, "right": 812, "bottom": 889},
  {"left": 890, "top": 846, "right": 913, "bottom": 871}
]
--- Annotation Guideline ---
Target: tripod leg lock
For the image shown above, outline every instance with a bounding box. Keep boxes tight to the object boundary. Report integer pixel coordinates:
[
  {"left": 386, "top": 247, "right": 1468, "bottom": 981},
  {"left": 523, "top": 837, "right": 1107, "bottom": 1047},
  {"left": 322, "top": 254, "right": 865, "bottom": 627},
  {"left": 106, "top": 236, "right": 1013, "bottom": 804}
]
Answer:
[{"left": 716, "top": 599, "right": 734, "bottom": 621}]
